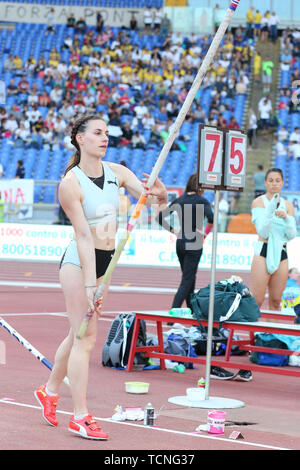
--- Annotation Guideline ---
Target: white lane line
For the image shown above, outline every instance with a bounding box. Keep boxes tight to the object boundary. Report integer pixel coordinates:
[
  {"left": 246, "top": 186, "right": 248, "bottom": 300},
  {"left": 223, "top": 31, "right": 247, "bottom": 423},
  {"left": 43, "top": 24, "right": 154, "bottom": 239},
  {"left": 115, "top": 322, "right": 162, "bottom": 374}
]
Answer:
[
  {"left": 0, "top": 399, "right": 291, "bottom": 450},
  {"left": 0, "top": 280, "right": 176, "bottom": 294}
]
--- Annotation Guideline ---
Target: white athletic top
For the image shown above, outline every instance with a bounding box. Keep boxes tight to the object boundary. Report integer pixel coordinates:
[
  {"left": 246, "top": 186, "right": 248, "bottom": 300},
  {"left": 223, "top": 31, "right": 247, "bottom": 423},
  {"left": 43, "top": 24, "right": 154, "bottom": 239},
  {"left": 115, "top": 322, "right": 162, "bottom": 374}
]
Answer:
[{"left": 72, "top": 162, "right": 120, "bottom": 226}]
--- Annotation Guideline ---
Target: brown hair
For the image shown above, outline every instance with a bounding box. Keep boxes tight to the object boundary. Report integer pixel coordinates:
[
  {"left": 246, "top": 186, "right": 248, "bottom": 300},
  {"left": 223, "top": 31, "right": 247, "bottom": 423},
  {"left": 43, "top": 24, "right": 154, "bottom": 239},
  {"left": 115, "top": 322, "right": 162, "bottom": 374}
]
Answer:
[
  {"left": 264, "top": 167, "right": 283, "bottom": 181},
  {"left": 64, "top": 114, "right": 106, "bottom": 176},
  {"left": 184, "top": 173, "right": 203, "bottom": 194}
]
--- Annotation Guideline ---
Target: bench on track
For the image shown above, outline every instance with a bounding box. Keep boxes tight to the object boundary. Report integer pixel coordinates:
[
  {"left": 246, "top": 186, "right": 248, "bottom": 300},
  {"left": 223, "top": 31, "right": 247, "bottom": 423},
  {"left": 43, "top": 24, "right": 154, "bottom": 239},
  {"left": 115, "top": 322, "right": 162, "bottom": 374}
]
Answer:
[{"left": 126, "top": 310, "right": 300, "bottom": 377}]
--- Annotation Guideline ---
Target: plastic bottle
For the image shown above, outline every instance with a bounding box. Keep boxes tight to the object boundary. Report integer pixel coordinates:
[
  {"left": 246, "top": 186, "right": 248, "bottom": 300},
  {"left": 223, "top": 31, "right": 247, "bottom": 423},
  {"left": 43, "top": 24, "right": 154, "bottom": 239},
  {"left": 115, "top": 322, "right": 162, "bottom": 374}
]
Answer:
[
  {"left": 144, "top": 402, "right": 155, "bottom": 426},
  {"left": 168, "top": 307, "right": 192, "bottom": 317},
  {"left": 197, "top": 377, "right": 205, "bottom": 388},
  {"left": 173, "top": 364, "right": 185, "bottom": 373}
]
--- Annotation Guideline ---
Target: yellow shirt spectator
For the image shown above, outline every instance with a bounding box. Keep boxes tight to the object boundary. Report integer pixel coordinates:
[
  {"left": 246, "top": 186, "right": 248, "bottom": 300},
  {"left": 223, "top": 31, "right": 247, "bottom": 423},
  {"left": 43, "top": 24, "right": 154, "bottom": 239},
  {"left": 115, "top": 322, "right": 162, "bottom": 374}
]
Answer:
[
  {"left": 254, "top": 11, "right": 262, "bottom": 25},
  {"left": 144, "top": 68, "right": 154, "bottom": 83},
  {"left": 121, "top": 70, "right": 132, "bottom": 84},
  {"left": 108, "top": 50, "right": 117, "bottom": 60},
  {"left": 81, "top": 44, "right": 93, "bottom": 56},
  {"left": 49, "top": 58, "right": 59, "bottom": 68},
  {"left": 152, "top": 71, "right": 163, "bottom": 83},
  {"left": 163, "top": 68, "right": 173, "bottom": 82},
  {"left": 79, "top": 63, "right": 90, "bottom": 80},
  {"left": 254, "top": 53, "right": 262, "bottom": 76},
  {"left": 246, "top": 8, "right": 253, "bottom": 23},
  {"left": 13, "top": 55, "right": 22, "bottom": 69}
]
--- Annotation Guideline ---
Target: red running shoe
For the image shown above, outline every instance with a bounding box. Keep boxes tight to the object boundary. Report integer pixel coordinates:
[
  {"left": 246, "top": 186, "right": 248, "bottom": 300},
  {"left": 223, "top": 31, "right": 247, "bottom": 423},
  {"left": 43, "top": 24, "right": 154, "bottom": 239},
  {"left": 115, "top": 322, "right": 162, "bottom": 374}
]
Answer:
[
  {"left": 69, "top": 414, "right": 108, "bottom": 440},
  {"left": 34, "top": 384, "right": 59, "bottom": 427}
]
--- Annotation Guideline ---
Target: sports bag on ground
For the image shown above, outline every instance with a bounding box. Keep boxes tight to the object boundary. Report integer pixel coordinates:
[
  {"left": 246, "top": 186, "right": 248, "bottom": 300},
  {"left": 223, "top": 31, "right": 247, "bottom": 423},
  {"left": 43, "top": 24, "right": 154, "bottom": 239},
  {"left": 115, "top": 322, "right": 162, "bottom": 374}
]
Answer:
[
  {"left": 249, "top": 334, "right": 289, "bottom": 366},
  {"left": 102, "top": 313, "right": 147, "bottom": 368},
  {"left": 190, "top": 280, "right": 261, "bottom": 327}
]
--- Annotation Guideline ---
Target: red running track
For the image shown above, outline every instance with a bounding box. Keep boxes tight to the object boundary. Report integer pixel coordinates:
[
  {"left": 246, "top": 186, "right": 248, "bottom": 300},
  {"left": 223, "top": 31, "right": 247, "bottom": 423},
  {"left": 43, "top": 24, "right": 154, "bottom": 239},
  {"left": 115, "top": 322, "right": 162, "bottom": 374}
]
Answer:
[{"left": 0, "top": 261, "right": 299, "bottom": 451}]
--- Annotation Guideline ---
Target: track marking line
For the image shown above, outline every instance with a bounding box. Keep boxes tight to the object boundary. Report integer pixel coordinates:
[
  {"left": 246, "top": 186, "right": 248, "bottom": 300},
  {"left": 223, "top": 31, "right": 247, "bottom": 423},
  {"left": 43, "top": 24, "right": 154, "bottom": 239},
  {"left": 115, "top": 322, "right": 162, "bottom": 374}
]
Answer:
[
  {"left": 0, "top": 399, "right": 292, "bottom": 450},
  {"left": 0, "top": 280, "right": 176, "bottom": 294}
]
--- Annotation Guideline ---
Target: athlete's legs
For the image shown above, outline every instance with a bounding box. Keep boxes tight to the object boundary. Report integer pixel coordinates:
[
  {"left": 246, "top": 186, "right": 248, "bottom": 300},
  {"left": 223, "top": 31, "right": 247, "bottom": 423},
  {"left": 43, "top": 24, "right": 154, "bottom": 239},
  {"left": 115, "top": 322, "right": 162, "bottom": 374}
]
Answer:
[
  {"left": 250, "top": 255, "right": 270, "bottom": 307},
  {"left": 56, "top": 264, "right": 98, "bottom": 416},
  {"left": 268, "top": 259, "right": 289, "bottom": 311}
]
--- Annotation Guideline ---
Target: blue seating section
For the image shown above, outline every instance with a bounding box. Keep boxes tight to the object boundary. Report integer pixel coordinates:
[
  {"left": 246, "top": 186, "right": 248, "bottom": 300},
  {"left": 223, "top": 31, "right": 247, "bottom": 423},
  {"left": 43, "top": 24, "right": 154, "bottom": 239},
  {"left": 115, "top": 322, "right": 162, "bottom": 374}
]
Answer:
[
  {"left": 0, "top": 21, "right": 249, "bottom": 202},
  {"left": 275, "top": 61, "right": 300, "bottom": 191},
  {"left": 0, "top": 0, "right": 163, "bottom": 6}
]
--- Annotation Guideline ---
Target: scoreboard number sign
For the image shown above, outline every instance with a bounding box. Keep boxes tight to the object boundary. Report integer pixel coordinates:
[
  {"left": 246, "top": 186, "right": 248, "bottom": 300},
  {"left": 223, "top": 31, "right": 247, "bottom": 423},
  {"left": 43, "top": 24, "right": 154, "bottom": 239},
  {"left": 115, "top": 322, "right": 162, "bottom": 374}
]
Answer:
[
  {"left": 224, "top": 130, "right": 247, "bottom": 188},
  {"left": 198, "top": 127, "right": 223, "bottom": 187},
  {"left": 197, "top": 125, "right": 247, "bottom": 191}
]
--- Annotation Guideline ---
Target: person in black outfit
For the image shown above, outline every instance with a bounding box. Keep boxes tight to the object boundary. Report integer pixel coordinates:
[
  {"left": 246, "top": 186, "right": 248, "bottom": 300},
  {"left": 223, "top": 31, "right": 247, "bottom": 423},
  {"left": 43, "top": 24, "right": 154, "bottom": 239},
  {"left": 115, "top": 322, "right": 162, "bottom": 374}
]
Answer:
[
  {"left": 16, "top": 160, "right": 25, "bottom": 179},
  {"left": 157, "top": 173, "right": 213, "bottom": 310}
]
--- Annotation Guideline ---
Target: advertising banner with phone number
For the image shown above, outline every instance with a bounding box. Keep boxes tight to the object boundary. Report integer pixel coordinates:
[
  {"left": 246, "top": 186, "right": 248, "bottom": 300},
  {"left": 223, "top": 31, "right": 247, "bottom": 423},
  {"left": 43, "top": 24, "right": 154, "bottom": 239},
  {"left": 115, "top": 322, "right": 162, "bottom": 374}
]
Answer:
[{"left": 0, "top": 223, "right": 300, "bottom": 271}]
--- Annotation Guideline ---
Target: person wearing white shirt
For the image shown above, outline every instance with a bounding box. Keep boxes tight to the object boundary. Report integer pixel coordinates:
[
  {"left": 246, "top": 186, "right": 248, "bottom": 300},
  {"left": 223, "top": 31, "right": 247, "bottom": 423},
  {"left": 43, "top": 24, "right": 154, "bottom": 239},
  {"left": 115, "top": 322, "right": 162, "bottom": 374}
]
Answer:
[
  {"left": 15, "top": 123, "right": 30, "bottom": 144},
  {"left": 57, "top": 61, "right": 68, "bottom": 78},
  {"left": 68, "top": 63, "right": 81, "bottom": 75},
  {"left": 144, "top": 8, "right": 153, "bottom": 30},
  {"left": 259, "top": 98, "right": 272, "bottom": 138},
  {"left": 153, "top": 8, "right": 162, "bottom": 31},
  {"left": 53, "top": 116, "right": 67, "bottom": 137},
  {"left": 260, "top": 100, "right": 272, "bottom": 119},
  {"left": 88, "top": 63, "right": 101, "bottom": 79},
  {"left": 173, "top": 73, "right": 185, "bottom": 87},
  {"left": 258, "top": 95, "right": 271, "bottom": 108},
  {"left": 292, "top": 29, "right": 300, "bottom": 41},
  {"left": 60, "top": 102, "right": 75, "bottom": 121},
  {"left": 169, "top": 46, "right": 182, "bottom": 65},
  {"left": 172, "top": 32, "right": 183, "bottom": 46},
  {"left": 141, "top": 50, "right": 151, "bottom": 64},
  {"left": 19, "top": 115, "right": 30, "bottom": 131},
  {"left": 269, "top": 12, "right": 279, "bottom": 43},
  {"left": 27, "top": 92, "right": 39, "bottom": 105},
  {"left": 83, "top": 91, "right": 95, "bottom": 111},
  {"left": 133, "top": 100, "right": 148, "bottom": 121},
  {"left": 142, "top": 113, "right": 155, "bottom": 130},
  {"left": 50, "top": 86, "right": 63, "bottom": 105},
  {"left": 289, "top": 127, "right": 300, "bottom": 143},
  {"left": 289, "top": 141, "right": 300, "bottom": 160},
  {"left": 218, "top": 192, "right": 229, "bottom": 232},
  {"left": 63, "top": 134, "right": 74, "bottom": 151},
  {"left": 5, "top": 115, "right": 18, "bottom": 133},
  {"left": 274, "top": 136, "right": 287, "bottom": 156},
  {"left": 41, "top": 126, "right": 53, "bottom": 147},
  {"left": 88, "top": 53, "right": 99, "bottom": 67},
  {"left": 132, "top": 47, "right": 142, "bottom": 62},
  {"left": 74, "top": 104, "right": 86, "bottom": 115},
  {"left": 100, "top": 64, "right": 112, "bottom": 80},
  {"left": 277, "top": 125, "right": 289, "bottom": 142},
  {"left": 161, "top": 48, "right": 173, "bottom": 61}
]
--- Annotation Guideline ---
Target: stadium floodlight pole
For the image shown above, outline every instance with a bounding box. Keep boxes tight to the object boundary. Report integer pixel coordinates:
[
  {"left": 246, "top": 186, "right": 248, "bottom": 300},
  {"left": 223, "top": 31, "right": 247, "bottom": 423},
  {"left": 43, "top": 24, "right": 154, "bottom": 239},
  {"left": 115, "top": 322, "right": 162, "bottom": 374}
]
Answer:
[
  {"left": 0, "top": 316, "right": 70, "bottom": 387},
  {"left": 76, "top": 0, "right": 242, "bottom": 340}
]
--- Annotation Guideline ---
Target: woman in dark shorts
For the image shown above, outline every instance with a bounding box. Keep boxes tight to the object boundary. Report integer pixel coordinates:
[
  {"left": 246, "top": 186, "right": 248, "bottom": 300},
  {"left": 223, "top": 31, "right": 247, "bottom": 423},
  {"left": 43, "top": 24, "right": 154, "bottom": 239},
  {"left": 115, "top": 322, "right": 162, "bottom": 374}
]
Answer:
[
  {"left": 34, "top": 115, "right": 167, "bottom": 440},
  {"left": 251, "top": 168, "right": 297, "bottom": 310}
]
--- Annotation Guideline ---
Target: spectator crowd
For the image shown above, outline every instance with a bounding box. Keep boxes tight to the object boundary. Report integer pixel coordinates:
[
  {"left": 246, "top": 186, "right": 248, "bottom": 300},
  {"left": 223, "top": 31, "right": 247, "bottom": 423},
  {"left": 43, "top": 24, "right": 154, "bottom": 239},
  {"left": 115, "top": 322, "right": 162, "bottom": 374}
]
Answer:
[{"left": 0, "top": 9, "right": 252, "bottom": 165}]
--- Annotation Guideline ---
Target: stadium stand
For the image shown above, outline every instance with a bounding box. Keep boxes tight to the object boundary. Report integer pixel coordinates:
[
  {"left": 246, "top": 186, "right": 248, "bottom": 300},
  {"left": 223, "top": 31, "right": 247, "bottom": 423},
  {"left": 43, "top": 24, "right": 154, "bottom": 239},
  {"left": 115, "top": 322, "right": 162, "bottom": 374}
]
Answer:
[
  {"left": 0, "top": 0, "right": 163, "bottom": 6},
  {"left": 274, "top": 28, "right": 300, "bottom": 191},
  {"left": 0, "top": 12, "right": 250, "bottom": 203}
]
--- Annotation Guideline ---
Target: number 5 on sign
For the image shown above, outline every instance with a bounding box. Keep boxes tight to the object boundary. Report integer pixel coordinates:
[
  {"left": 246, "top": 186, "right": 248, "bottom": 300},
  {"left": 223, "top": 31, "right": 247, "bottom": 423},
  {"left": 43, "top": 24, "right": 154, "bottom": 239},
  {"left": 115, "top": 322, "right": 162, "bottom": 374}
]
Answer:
[
  {"left": 224, "top": 130, "right": 247, "bottom": 188},
  {"left": 198, "top": 127, "right": 223, "bottom": 187}
]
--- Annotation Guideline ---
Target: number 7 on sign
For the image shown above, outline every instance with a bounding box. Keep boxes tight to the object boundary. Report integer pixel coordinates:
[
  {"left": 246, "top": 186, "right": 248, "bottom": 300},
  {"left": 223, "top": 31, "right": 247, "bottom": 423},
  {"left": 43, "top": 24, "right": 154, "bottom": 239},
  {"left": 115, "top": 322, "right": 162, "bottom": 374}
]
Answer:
[
  {"left": 198, "top": 127, "right": 223, "bottom": 187},
  {"left": 207, "top": 133, "right": 221, "bottom": 172}
]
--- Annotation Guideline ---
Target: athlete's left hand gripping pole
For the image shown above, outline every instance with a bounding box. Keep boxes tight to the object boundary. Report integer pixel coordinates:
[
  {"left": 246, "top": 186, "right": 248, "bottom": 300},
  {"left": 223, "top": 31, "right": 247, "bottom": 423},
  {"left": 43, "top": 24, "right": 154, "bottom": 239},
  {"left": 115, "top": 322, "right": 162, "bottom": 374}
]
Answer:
[
  {"left": 0, "top": 316, "right": 70, "bottom": 386},
  {"left": 76, "top": 0, "right": 242, "bottom": 340}
]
